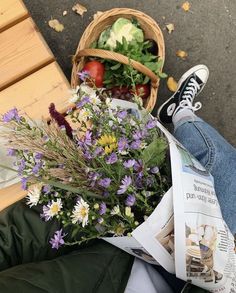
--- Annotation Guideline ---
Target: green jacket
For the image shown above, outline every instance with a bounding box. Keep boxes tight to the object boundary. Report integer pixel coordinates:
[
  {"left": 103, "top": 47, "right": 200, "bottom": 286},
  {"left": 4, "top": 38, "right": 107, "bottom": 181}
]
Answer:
[{"left": 0, "top": 200, "right": 208, "bottom": 293}]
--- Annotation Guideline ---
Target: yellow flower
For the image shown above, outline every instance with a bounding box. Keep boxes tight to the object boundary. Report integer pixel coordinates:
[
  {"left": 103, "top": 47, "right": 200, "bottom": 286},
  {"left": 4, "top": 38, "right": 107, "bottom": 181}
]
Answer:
[
  {"left": 98, "top": 134, "right": 117, "bottom": 154},
  {"left": 98, "top": 134, "right": 116, "bottom": 146},
  {"left": 114, "top": 223, "right": 125, "bottom": 236}
]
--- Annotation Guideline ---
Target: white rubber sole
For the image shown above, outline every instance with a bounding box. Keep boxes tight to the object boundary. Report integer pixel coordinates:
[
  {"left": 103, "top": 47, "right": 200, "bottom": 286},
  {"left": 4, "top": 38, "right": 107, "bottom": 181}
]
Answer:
[{"left": 157, "top": 64, "right": 209, "bottom": 120}]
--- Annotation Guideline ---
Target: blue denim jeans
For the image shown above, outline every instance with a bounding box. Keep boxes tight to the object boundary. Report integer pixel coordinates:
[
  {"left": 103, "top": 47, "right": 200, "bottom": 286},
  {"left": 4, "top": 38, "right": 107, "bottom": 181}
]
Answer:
[{"left": 174, "top": 116, "right": 236, "bottom": 235}]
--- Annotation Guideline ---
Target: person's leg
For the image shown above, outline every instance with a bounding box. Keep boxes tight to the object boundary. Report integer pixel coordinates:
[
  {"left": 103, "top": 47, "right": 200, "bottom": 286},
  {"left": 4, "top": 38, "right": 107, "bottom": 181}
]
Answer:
[
  {"left": 158, "top": 64, "right": 236, "bottom": 234},
  {"left": 173, "top": 115, "right": 236, "bottom": 234}
]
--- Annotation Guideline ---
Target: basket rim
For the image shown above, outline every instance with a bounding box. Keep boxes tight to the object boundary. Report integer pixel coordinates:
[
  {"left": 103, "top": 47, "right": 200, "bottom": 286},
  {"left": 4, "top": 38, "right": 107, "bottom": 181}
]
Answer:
[{"left": 71, "top": 8, "right": 165, "bottom": 111}]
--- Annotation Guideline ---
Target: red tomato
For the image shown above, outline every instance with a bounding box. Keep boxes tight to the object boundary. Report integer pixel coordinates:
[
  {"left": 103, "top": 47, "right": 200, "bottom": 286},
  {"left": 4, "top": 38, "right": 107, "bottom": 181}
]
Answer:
[
  {"left": 134, "top": 84, "right": 150, "bottom": 99},
  {"left": 82, "top": 61, "right": 105, "bottom": 87}
]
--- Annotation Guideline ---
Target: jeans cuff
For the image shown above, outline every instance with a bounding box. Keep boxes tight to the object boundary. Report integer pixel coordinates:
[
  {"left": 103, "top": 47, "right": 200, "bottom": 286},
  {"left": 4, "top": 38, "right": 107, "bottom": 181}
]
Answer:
[{"left": 174, "top": 115, "right": 203, "bottom": 132}]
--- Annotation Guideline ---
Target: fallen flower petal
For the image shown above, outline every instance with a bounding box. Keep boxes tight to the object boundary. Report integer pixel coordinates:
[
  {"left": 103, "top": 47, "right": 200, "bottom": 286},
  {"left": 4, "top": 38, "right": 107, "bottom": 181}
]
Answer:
[
  {"left": 176, "top": 50, "right": 188, "bottom": 60},
  {"left": 72, "top": 3, "right": 87, "bottom": 17},
  {"left": 48, "top": 19, "right": 64, "bottom": 32},
  {"left": 166, "top": 23, "right": 175, "bottom": 34},
  {"left": 167, "top": 77, "right": 178, "bottom": 92},
  {"left": 181, "top": 1, "right": 191, "bottom": 12}
]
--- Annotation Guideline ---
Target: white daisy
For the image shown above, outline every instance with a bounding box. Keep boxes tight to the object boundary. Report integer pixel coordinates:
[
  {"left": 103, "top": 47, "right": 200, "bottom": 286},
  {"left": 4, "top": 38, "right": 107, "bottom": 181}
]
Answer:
[
  {"left": 105, "top": 97, "right": 112, "bottom": 107},
  {"left": 90, "top": 95, "right": 101, "bottom": 106},
  {"left": 110, "top": 205, "right": 120, "bottom": 215},
  {"left": 71, "top": 198, "right": 90, "bottom": 227},
  {"left": 80, "top": 84, "right": 97, "bottom": 100},
  {"left": 45, "top": 199, "right": 63, "bottom": 219},
  {"left": 26, "top": 183, "right": 43, "bottom": 207},
  {"left": 77, "top": 108, "right": 91, "bottom": 123},
  {"left": 69, "top": 86, "right": 80, "bottom": 103}
]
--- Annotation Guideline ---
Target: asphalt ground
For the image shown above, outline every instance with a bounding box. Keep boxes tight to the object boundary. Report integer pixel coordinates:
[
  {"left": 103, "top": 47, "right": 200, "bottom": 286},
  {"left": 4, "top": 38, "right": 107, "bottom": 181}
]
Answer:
[{"left": 23, "top": 0, "right": 236, "bottom": 146}]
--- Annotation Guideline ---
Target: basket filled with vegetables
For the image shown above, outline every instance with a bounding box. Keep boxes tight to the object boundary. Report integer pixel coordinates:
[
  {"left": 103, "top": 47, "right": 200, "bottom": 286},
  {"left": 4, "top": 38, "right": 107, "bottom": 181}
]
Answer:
[{"left": 71, "top": 8, "right": 165, "bottom": 111}]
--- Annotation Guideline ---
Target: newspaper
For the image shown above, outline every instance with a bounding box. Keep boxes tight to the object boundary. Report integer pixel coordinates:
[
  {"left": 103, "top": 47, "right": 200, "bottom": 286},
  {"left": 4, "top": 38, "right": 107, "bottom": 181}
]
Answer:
[
  {"left": 103, "top": 100, "right": 236, "bottom": 292},
  {"left": 158, "top": 123, "right": 236, "bottom": 292}
]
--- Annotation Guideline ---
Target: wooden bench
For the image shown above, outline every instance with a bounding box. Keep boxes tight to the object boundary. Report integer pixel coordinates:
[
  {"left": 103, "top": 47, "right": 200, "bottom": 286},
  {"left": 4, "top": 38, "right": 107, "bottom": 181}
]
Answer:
[{"left": 0, "top": 0, "right": 71, "bottom": 211}]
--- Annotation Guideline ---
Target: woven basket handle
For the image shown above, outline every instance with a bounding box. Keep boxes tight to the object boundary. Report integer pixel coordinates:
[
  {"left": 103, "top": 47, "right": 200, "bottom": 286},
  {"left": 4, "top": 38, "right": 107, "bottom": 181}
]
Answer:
[{"left": 74, "top": 48, "right": 159, "bottom": 88}]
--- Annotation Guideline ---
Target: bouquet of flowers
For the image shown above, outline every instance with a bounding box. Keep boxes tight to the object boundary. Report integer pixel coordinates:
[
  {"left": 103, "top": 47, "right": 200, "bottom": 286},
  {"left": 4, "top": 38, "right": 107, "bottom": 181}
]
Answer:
[{"left": 0, "top": 80, "right": 171, "bottom": 249}]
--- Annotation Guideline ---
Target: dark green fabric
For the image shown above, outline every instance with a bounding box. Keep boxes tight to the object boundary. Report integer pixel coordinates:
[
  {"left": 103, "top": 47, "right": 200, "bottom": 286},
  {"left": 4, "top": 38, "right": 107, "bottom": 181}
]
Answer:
[
  {"left": 0, "top": 200, "right": 207, "bottom": 293},
  {"left": 0, "top": 200, "right": 74, "bottom": 271},
  {"left": 0, "top": 200, "right": 133, "bottom": 292},
  {"left": 0, "top": 241, "right": 133, "bottom": 293}
]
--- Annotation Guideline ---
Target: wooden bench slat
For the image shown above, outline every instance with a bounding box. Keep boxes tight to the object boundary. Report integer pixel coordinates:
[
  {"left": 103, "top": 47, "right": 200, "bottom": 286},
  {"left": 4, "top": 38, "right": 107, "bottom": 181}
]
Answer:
[
  {"left": 0, "top": 182, "right": 27, "bottom": 212},
  {"left": 0, "top": 62, "right": 71, "bottom": 119},
  {"left": 0, "top": 0, "right": 28, "bottom": 32},
  {"left": 0, "top": 18, "right": 54, "bottom": 90}
]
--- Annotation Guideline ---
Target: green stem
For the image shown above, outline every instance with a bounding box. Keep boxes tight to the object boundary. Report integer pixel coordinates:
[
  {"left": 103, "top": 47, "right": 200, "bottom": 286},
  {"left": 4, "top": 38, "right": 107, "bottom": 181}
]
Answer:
[
  {"left": 42, "top": 179, "right": 110, "bottom": 202},
  {"left": 64, "top": 233, "right": 105, "bottom": 246}
]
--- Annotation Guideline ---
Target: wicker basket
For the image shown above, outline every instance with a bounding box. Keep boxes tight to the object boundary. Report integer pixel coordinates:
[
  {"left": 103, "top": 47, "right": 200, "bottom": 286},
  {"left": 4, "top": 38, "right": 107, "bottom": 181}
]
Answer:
[{"left": 71, "top": 8, "right": 165, "bottom": 111}]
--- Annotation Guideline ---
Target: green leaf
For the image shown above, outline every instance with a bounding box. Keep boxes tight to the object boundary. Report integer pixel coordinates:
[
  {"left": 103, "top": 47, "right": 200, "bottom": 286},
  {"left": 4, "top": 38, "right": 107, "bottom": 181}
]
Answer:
[
  {"left": 143, "top": 75, "right": 150, "bottom": 84},
  {"left": 90, "top": 41, "right": 97, "bottom": 49},
  {"left": 158, "top": 72, "right": 168, "bottom": 78},
  {"left": 142, "top": 138, "right": 168, "bottom": 167},
  {"left": 71, "top": 226, "right": 81, "bottom": 239},
  {"left": 110, "top": 63, "right": 122, "bottom": 70}
]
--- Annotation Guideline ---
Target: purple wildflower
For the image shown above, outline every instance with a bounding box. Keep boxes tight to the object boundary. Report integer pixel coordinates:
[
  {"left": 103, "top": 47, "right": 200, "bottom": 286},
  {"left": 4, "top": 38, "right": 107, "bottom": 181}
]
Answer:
[
  {"left": 88, "top": 172, "right": 100, "bottom": 187},
  {"left": 2, "top": 108, "right": 21, "bottom": 123},
  {"left": 135, "top": 176, "right": 143, "bottom": 189},
  {"left": 82, "top": 131, "right": 92, "bottom": 146},
  {"left": 49, "top": 103, "right": 73, "bottom": 139},
  {"left": 32, "top": 162, "right": 42, "bottom": 175},
  {"left": 130, "top": 140, "right": 141, "bottom": 150},
  {"left": 134, "top": 159, "right": 143, "bottom": 173},
  {"left": 7, "top": 148, "right": 16, "bottom": 156},
  {"left": 43, "top": 185, "right": 51, "bottom": 194},
  {"left": 41, "top": 205, "right": 51, "bottom": 221},
  {"left": 123, "top": 159, "right": 136, "bottom": 168},
  {"left": 133, "top": 131, "right": 143, "bottom": 140},
  {"left": 35, "top": 152, "right": 43, "bottom": 160},
  {"left": 21, "top": 177, "right": 28, "bottom": 190},
  {"left": 78, "top": 70, "right": 89, "bottom": 81},
  {"left": 76, "top": 96, "right": 90, "bottom": 108},
  {"left": 146, "top": 119, "right": 156, "bottom": 129},
  {"left": 106, "top": 152, "right": 118, "bottom": 164},
  {"left": 99, "top": 202, "right": 107, "bottom": 215},
  {"left": 125, "top": 195, "right": 136, "bottom": 206},
  {"left": 150, "top": 166, "right": 159, "bottom": 174},
  {"left": 98, "top": 178, "right": 111, "bottom": 188},
  {"left": 103, "top": 190, "right": 110, "bottom": 197},
  {"left": 18, "top": 159, "right": 26, "bottom": 174},
  {"left": 117, "top": 110, "right": 127, "bottom": 120},
  {"left": 83, "top": 150, "right": 93, "bottom": 160},
  {"left": 43, "top": 135, "right": 49, "bottom": 142},
  {"left": 118, "top": 137, "right": 129, "bottom": 152},
  {"left": 49, "top": 229, "right": 66, "bottom": 250},
  {"left": 97, "top": 218, "right": 104, "bottom": 224},
  {"left": 94, "top": 146, "right": 103, "bottom": 156},
  {"left": 117, "top": 176, "right": 132, "bottom": 195},
  {"left": 146, "top": 176, "right": 154, "bottom": 187}
]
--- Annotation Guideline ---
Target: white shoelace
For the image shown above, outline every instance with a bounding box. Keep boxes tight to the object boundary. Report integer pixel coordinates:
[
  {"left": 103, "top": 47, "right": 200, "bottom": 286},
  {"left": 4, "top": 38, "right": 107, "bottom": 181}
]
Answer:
[{"left": 174, "top": 78, "right": 202, "bottom": 115}]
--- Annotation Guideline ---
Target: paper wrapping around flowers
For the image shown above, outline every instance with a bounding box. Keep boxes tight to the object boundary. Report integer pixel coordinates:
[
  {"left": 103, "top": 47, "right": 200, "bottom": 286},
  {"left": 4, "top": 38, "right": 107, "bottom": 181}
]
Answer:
[{"left": 0, "top": 127, "right": 19, "bottom": 189}]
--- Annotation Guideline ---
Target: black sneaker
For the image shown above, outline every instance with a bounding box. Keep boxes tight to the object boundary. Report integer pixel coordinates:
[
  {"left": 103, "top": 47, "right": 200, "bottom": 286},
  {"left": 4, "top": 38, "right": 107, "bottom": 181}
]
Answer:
[{"left": 158, "top": 65, "right": 209, "bottom": 124}]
